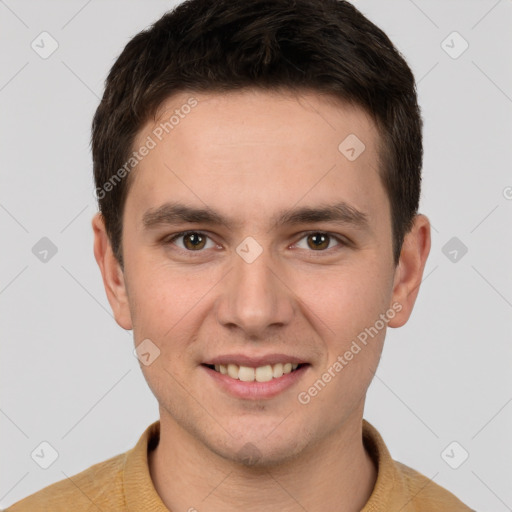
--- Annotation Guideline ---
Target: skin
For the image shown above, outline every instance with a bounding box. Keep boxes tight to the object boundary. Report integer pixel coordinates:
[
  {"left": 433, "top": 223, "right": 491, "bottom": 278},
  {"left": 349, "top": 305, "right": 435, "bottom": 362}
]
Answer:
[{"left": 92, "top": 89, "right": 430, "bottom": 512}]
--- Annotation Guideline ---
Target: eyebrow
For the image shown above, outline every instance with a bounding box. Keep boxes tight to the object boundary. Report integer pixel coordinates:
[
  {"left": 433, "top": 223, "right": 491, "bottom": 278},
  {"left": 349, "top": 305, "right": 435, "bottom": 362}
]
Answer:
[{"left": 142, "top": 201, "right": 370, "bottom": 232}]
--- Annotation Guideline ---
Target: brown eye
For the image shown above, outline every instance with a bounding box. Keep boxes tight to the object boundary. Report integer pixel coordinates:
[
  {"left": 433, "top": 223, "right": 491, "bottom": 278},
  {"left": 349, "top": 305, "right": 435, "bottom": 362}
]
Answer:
[
  {"left": 168, "top": 231, "right": 215, "bottom": 252},
  {"left": 182, "top": 232, "right": 207, "bottom": 250},
  {"left": 306, "top": 233, "right": 330, "bottom": 250},
  {"left": 294, "top": 232, "right": 344, "bottom": 252}
]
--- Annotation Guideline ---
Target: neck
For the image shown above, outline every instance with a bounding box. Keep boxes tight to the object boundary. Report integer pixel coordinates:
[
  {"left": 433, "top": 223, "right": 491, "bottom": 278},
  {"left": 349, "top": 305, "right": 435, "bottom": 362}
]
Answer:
[{"left": 149, "top": 409, "right": 377, "bottom": 512}]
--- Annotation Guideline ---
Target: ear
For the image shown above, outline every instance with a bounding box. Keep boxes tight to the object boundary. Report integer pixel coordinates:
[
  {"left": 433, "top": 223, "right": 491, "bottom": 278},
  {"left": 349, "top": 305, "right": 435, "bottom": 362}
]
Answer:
[
  {"left": 388, "top": 214, "right": 431, "bottom": 328},
  {"left": 92, "top": 212, "right": 133, "bottom": 330}
]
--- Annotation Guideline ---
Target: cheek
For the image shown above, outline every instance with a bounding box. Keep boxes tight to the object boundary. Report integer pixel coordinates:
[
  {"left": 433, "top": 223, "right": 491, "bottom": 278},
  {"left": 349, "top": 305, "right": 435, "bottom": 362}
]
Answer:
[
  {"left": 126, "top": 262, "right": 196, "bottom": 341},
  {"left": 296, "top": 260, "right": 392, "bottom": 342}
]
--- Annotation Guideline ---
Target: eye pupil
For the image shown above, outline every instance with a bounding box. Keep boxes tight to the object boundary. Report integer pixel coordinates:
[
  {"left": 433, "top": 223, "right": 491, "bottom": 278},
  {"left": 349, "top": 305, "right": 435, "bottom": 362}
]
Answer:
[
  {"left": 184, "top": 232, "right": 206, "bottom": 250},
  {"left": 307, "top": 233, "right": 329, "bottom": 250}
]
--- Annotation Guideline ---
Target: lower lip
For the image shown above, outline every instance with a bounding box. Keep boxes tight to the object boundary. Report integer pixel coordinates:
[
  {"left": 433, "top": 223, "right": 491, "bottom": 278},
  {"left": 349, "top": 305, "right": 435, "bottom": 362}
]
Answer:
[{"left": 202, "top": 364, "right": 309, "bottom": 400}]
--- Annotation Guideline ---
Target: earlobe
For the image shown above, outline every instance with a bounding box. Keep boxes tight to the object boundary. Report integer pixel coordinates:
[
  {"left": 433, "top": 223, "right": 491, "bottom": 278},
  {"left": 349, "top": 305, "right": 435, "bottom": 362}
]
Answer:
[
  {"left": 92, "top": 213, "right": 133, "bottom": 330},
  {"left": 388, "top": 214, "right": 431, "bottom": 328}
]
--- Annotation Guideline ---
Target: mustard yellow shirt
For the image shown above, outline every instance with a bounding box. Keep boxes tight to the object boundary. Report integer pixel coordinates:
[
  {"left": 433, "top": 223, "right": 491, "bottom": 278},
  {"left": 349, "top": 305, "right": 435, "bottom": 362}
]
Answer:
[{"left": 5, "top": 419, "right": 475, "bottom": 511}]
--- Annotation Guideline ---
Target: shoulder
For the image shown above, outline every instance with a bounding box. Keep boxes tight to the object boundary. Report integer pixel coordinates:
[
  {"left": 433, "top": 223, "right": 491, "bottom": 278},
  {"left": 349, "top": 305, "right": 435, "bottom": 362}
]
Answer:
[
  {"left": 4, "top": 451, "right": 127, "bottom": 512},
  {"left": 4, "top": 421, "right": 160, "bottom": 512},
  {"left": 394, "top": 460, "right": 476, "bottom": 511},
  {"left": 361, "top": 419, "right": 475, "bottom": 511}
]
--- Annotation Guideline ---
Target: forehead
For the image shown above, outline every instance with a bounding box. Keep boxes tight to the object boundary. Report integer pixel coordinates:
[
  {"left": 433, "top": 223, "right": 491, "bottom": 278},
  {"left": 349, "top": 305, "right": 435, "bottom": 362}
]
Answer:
[
  {"left": 126, "top": 89, "right": 387, "bottom": 230},
  {"left": 145, "top": 88, "right": 380, "bottom": 155}
]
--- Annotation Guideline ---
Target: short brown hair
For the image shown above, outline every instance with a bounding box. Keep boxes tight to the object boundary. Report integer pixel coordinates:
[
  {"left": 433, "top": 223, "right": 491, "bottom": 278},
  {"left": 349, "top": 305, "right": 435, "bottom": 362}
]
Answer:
[{"left": 92, "top": 0, "right": 423, "bottom": 267}]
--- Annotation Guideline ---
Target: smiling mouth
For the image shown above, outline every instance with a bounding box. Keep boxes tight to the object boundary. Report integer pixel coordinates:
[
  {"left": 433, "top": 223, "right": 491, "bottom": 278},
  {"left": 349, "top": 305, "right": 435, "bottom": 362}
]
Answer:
[{"left": 203, "top": 363, "right": 307, "bottom": 382}]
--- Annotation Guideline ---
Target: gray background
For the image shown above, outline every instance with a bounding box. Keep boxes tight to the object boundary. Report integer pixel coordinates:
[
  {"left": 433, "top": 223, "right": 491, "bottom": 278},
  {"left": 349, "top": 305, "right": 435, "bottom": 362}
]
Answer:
[{"left": 1, "top": 0, "right": 511, "bottom": 510}]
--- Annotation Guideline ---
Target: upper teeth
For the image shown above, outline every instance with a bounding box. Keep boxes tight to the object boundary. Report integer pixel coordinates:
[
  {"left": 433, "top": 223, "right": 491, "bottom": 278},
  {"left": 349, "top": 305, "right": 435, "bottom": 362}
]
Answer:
[{"left": 213, "top": 363, "right": 299, "bottom": 382}]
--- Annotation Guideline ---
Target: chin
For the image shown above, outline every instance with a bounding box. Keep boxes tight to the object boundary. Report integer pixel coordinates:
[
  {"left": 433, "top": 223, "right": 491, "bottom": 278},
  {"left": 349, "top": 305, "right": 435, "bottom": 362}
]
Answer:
[
  {"left": 207, "top": 427, "right": 309, "bottom": 469},
  {"left": 223, "top": 442, "right": 304, "bottom": 469}
]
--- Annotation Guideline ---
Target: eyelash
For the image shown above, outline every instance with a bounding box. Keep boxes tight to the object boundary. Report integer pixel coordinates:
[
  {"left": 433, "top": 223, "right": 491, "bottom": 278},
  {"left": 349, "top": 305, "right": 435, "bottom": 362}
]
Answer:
[{"left": 163, "top": 230, "right": 348, "bottom": 256}]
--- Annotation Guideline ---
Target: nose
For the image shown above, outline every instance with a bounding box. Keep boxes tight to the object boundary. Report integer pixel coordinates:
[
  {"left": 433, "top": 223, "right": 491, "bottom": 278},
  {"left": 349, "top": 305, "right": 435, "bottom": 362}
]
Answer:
[{"left": 215, "top": 242, "right": 295, "bottom": 338}]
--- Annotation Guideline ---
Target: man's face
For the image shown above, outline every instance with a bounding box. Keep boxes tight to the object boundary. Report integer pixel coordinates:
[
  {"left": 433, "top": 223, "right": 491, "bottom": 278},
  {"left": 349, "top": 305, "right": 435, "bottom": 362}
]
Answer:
[{"left": 112, "top": 90, "right": 407, "bottom": 464}]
